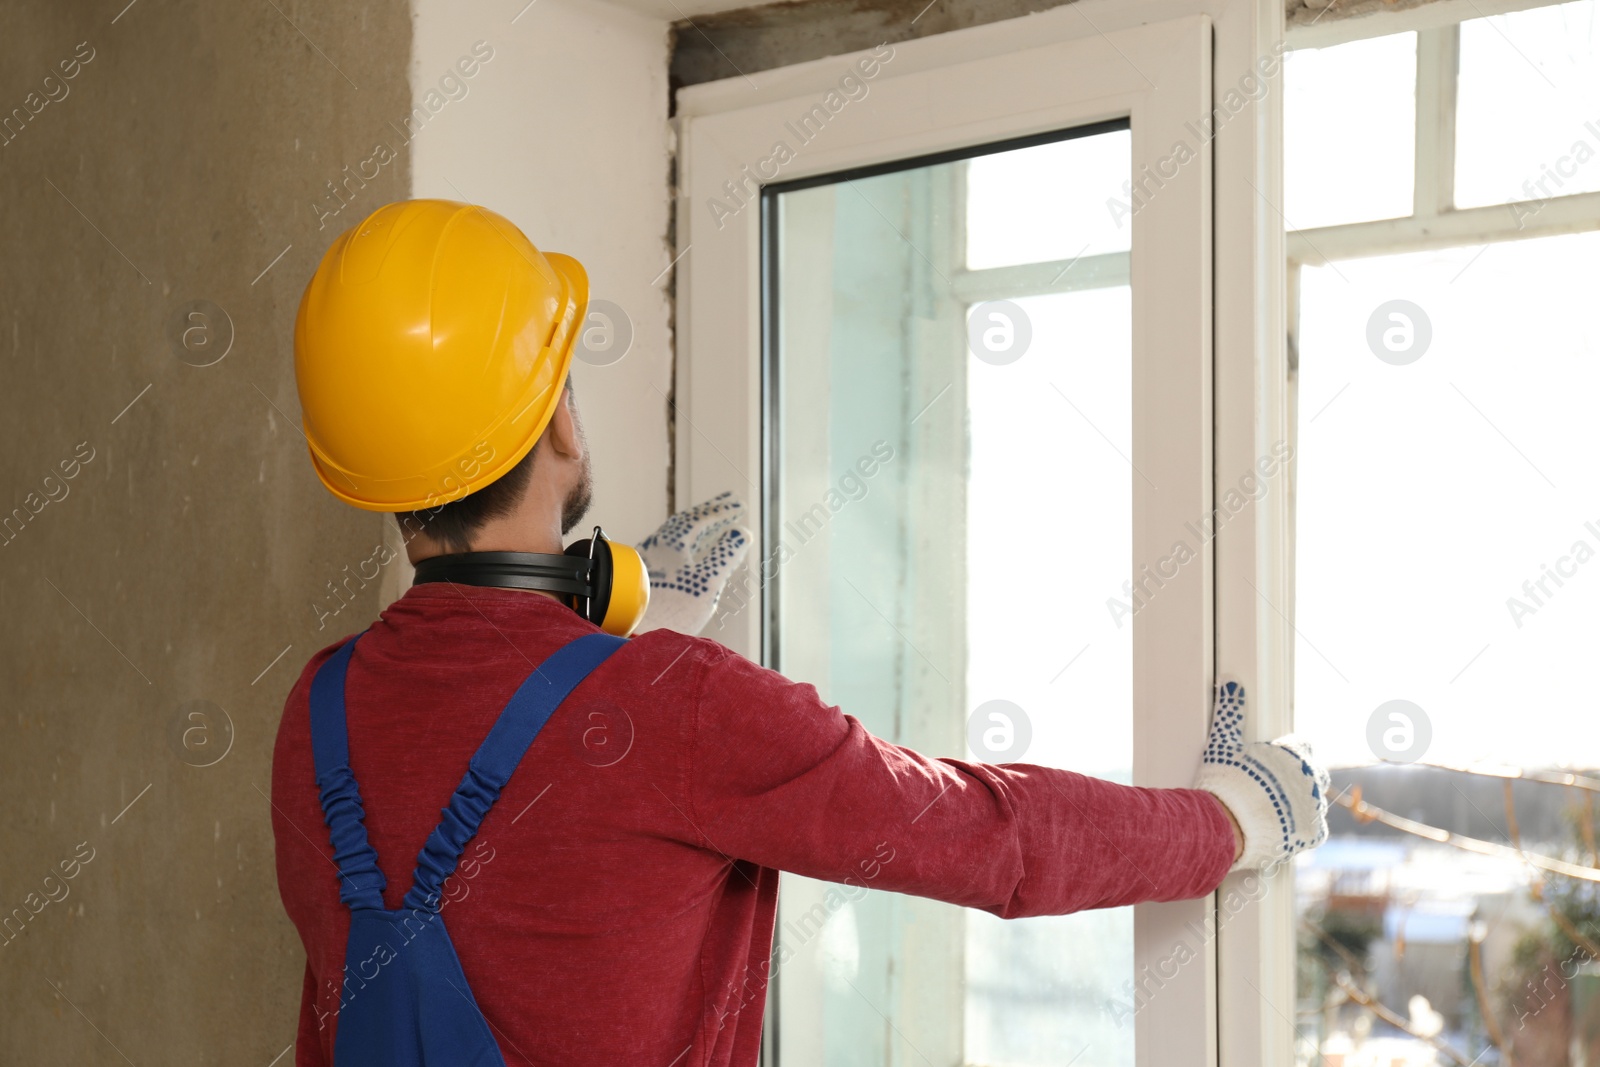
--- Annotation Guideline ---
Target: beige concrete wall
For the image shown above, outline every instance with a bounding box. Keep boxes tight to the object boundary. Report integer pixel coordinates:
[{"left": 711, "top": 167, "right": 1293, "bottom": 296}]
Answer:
[{"left": 0, "top": 1, "right": 410, "bottom": 1061}]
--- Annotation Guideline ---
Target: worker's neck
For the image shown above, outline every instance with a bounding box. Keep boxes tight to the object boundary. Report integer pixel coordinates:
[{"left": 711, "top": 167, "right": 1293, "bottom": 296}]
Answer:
[
  {"left": 405, "top": 519, "right": 565, "bottom": 566},
  {"left": 404, "top": 461, "right": 582, "bottom": 600},
  {"left": 462, "top": 518, "right": 567, "bottom": 558}
]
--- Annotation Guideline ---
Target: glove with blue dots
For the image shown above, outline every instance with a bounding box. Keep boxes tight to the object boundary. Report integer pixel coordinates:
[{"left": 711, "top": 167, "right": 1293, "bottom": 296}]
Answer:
[
  {"left": 633, "top": 492, "right": 752, "bottom": 636},
  {"left": 1194, "top": 679, "right": 1330, "bottom": 872}
]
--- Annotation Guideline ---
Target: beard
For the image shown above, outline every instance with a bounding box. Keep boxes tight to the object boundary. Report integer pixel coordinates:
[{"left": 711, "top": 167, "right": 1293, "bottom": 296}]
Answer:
[{"left": 560, "top": 453, "right": 594, "bottom": 536}]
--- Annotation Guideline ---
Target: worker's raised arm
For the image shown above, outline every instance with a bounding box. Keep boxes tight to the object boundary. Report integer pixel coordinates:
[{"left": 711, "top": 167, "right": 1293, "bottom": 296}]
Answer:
[{"left": 676, "top": 641, "right": 1235, "bottom": 918}]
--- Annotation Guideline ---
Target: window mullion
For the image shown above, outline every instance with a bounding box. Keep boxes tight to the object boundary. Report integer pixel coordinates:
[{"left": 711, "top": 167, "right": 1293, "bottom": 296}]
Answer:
[{"left": 1413, "top": 24, "right": 1461, "bottom": 219}]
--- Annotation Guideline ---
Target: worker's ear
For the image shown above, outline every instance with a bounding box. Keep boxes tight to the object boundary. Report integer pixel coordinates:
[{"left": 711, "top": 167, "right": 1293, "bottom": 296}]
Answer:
[{"left": 543, "top": 385, "right": 584, "bottom": 461}]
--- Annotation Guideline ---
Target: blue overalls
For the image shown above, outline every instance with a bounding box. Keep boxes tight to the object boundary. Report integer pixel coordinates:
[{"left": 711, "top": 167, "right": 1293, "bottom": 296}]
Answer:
[{"left": 309, "top": 630, "right": 625, "bottom": 1066}]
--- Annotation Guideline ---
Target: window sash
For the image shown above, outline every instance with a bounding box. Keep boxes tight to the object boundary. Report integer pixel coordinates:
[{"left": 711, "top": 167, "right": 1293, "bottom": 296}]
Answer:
[{"left": 677, "top": 7, "right": 1255, "bottom": 1064}]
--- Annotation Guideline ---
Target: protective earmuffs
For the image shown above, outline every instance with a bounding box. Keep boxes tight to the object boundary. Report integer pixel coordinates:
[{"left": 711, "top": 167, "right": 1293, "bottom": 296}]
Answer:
[{"left": 411, "top": 526, "right": 650, "bottom": 637}]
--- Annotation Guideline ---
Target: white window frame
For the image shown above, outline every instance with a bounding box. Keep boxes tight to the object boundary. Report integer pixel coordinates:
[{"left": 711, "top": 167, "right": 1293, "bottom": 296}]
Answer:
[
  {"left": 1276, "top": 2, "right": 1600, "bottom": 1055},
  {"left": 1285, "top": 0, "right": 1600, "bottom": 297},
  {"left": 673, "top": 0, "right": 1292, "bottom": 1061},
  {"left": 1281, "top": 0, "right": 1600, "bottom": 724}
]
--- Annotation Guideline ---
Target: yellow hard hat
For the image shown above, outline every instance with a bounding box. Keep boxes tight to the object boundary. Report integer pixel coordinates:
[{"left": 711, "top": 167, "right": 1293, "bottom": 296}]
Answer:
[{"left": 294, "top": 199, "right": 588, "bottom": 512}]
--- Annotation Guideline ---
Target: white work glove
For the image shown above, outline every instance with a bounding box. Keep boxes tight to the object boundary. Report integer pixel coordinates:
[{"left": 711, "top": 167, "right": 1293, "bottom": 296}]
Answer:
[
  {"left": 633, "top": 492, "right": 752, "bottom": 637},
  {"left": 1194, "top": 679, "right": 1330, "bottom": 872}
]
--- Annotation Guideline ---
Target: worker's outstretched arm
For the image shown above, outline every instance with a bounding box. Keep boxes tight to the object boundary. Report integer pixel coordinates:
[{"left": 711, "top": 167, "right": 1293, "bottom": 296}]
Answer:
[{"left": 679, "top": 643, "right": 1235, "bottom": 918}]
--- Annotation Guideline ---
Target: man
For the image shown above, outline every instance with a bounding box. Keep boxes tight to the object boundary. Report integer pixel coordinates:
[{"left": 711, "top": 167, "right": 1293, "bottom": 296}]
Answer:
[{"left": 272, "top": 199, "right": 1328, "bottom": 1066}]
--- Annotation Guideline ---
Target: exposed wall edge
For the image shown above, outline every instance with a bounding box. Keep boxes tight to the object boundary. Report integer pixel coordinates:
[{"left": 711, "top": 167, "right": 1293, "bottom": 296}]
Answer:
[
  {"left": 670, "top": 0, "right": 1079, "bottom": 92},
  {"left": 671, "top": 0, "right": 1482, "bottom": 92}
]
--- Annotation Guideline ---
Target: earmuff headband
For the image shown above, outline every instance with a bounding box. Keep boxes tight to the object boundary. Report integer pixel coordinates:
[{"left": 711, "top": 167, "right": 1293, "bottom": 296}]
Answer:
[
  {"left": 410, "top": 526, "right": 648, "bottom": 638},
  {"left": 412, "top": 551, "right": 593, "bottom": 598}
]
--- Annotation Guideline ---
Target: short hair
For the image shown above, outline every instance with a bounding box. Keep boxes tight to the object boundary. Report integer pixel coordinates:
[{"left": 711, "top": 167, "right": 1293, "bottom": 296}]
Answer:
[
  {"left": 396, "top": 384, "right": 571, "bottom": 554},
  {"left": 397, "top": 445, "right": 536, "bottom": 554}
]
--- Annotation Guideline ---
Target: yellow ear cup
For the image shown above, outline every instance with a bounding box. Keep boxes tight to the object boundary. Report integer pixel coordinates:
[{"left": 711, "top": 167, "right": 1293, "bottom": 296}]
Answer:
[{"left": 598, "top": 542, "right": 650, "bottom": 638}]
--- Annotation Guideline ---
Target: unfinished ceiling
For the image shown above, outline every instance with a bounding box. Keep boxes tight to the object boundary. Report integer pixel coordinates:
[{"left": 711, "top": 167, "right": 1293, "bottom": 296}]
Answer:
[
  {"left": 606, "top": 0, "right": 772, "bottom": 16},
  {"left": 662, "top": 0, "right": 1443, "bottom": 88},
  {"left": 669, "top": 0, "right": 1084, "bottom": 88}
]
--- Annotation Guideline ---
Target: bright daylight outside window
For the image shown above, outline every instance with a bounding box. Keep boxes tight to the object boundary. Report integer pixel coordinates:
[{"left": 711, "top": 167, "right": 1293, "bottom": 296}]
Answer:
[
  {"left": 765, "top": 124, "right": 1135, "bottom": 1066},
  {"left": 1285, "top": 3, "right": 1600, "bottom": 1064}
]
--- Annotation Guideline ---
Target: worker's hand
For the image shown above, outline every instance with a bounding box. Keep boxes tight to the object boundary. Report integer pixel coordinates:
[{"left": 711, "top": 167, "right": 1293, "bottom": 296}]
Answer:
[
  {"left": 634, "top": 493, "right": 751, "bottom": 637},
  {"left": 1193, "top": 679, "right": 1330, "bottom": 872}
]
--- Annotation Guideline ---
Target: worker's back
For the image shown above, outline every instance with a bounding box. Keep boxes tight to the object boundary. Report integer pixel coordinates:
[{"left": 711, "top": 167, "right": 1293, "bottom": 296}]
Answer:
[
  {"left": 274, "top": 568, "right": 1245, "bottom": 1067},
  {"left": 272, "top": 582, "right": 771, "bottom": 1067}
]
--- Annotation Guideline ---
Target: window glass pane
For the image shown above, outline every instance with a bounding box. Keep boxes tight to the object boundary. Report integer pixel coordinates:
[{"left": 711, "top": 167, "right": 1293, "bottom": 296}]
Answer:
[
  {"left": 1292, "top": 231, "right": 1600, "bottom": 1064},
  {"left": 966, "top": 286, "right": 1133, "bottom": 1065},
  {"left": 1284, "top": 33, "right": 1417, "bottom": 230},
  {"left": 1455, "top": 0, "right": 1600, "bottom": 209},
  {"left": 965, "top": 129, "right": 1133, "bottom": 269},
  {"left": 771, "top": 126, "right": 1133, "bottom": 1066}
]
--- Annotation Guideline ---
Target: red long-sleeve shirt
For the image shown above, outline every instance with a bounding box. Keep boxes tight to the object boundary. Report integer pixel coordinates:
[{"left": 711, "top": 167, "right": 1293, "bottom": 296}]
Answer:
[{"left": 271, "top": 583, "right": 1233, "bottom": 1066}]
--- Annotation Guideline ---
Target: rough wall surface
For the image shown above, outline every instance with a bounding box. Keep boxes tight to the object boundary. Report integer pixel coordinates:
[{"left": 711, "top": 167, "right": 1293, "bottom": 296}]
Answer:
[
  {"left": 1285, "top": 0, "right": 1448, "bottom": 28},
  {"left": 0, "top": 1, "right": 409, "bottom": 1061},
  {"left": 669, "top": 0, "right": 1082, "bottom": 88},
  {"left": 669, "top": 0, "right": 1432, "bottom": 87}
]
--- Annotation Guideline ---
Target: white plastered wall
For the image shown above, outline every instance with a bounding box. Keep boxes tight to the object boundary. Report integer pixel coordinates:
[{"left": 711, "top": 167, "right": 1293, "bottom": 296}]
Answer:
[{"left": 397, "top": 0, "right": 675, "bottom": 594}]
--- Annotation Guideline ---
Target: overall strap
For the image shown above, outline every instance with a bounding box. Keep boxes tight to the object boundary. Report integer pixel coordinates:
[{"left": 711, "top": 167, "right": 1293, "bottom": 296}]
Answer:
[
  {"left": 404, "top": 632, "right": 625, "bottom": 913},
  {"left": 308, "top": 636, "right": 389, "bottom": 912}
]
